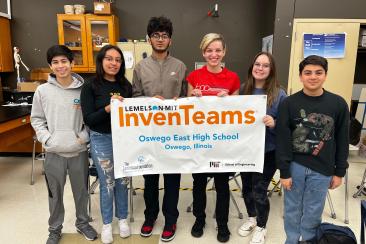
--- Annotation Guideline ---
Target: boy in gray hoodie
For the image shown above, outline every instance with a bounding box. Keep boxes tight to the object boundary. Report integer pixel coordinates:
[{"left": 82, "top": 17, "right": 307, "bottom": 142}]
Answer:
[{"left": 31, "top": 45, "right": 97, "bottom": 244}]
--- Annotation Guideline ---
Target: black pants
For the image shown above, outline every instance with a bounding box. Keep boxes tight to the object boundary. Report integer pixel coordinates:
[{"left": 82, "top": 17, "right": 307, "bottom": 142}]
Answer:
[
  {"left": 143, "top": 174, "right": 181, "bottom": 226},
  {"left": 192, "top": 173, "right": 230, "bottom": 227},
  {"left": 240, "top": 150, "right": 277, "bottom": 228}
]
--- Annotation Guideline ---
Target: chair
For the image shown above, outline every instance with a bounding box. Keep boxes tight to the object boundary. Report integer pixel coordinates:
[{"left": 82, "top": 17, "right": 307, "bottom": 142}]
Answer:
[
  {"left": 268, "top": 179, "right": 282, "bottom": 197},
  {"left": 324, "top": 170, "right": 349, "bottom": 224},
  {"left": 129, "top": 177, "right": 136, "bottom": 222},
  {"left": 229, "top": 173, "right": 244, "bottom": 219},
  {"left": 30, "top": 135, "right": 45, "bottom": 185},
  {"left": 87, "top": 160, "right": 136, "bottom": 223},
  {"left": 186, "top": 173, "right": 244, "bottom": 219},
  {"left": 89, "top": 164, "right": 99, "bottom": 194},
  {"left": 327, "top": 191, "right": 337, "bottom": 219},
  {"left": 353, "top": 168, "right": 366, "bottom": 198},
  {"left": 87, "top": 162, "right": 99, "bottom": 221}
]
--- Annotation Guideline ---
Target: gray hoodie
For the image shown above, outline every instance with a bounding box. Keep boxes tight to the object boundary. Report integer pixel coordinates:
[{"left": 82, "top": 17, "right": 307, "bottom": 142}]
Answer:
[{"left": 31, "top": 73, "right": 89, "bottom": 157}]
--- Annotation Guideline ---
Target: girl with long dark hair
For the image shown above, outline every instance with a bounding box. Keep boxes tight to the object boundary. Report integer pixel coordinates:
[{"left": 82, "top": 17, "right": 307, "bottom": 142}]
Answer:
[{"left": 81, "top": 45, "right": 132, "bottom": 244}]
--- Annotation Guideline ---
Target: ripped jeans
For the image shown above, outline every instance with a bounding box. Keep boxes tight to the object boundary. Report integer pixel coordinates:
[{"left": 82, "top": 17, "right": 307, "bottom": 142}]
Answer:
[{"left": 90, "top": 130, "right": 128, "bottom": 224}]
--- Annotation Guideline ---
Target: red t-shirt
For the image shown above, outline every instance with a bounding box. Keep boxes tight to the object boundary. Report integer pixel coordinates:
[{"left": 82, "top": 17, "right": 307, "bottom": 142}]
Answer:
[{"left": 187, "top": 66, "right": 241, "bottom": 96}]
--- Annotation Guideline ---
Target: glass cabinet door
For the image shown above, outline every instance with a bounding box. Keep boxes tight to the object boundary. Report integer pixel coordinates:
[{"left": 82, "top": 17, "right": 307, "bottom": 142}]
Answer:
[
  {"left": 90, "top": 20, "right": 109, "bottom": 70},
  {"left": 58, "top": 14, "right": 118, "bottom": 73},
  {"left": 57, "top": 15, "right": 88, "bottom": 71},
  {"left": 86, "top": 16, "right": 117, "bottom": 71}
]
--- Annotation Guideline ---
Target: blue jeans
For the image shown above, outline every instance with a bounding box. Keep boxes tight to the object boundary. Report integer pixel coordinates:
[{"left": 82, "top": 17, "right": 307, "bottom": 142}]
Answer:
[
  {"left": 284, "top": 161, "right": 331, "bottom": 244},
  {"left": 90, "top": 130, "right": 128, "bottom": 224}
]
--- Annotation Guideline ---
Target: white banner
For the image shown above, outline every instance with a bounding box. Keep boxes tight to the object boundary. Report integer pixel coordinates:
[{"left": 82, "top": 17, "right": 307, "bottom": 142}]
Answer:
[{"left": 111, "top": 95, "right": 266, "bottom": 178}]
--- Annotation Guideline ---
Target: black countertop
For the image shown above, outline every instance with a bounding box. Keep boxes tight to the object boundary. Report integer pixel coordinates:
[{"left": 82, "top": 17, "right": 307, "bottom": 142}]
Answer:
[{"left": 0, "top": 106, "right": 32, "bottom": 123}]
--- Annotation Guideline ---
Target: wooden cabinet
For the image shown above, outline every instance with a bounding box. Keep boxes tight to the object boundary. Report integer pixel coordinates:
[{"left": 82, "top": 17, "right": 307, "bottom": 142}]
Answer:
[
  {"left": 57, "top": 14, "right": 119, "bottom": 72},
  {"left": 0, "top": 17, "right": 14, "bottom": 72},
  {"left": 0, "top": 107, "right": 42, "bottom": 153},
  {"left": 117, "top": 42, "right": 152, "bottom": 82}
]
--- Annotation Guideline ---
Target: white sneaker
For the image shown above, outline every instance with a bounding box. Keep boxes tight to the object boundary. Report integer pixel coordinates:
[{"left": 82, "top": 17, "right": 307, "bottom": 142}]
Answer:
[
  {"left": 250, "top": 226, "right": 267, "bottom": 244},
  {"left": 238, "top": 217, "right": 257, "bottom": 237},
  {"left": 101, "top": 224, "right": 113, "bottom": 244},
  {"left": 119, "top": 219, "right": 131, "bottom": 238}
]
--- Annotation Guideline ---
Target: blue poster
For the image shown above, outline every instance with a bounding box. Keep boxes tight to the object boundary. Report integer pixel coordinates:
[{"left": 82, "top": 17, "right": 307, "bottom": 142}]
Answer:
[{"left": 303, "top": 33, "right": 345, "bottom": 58}]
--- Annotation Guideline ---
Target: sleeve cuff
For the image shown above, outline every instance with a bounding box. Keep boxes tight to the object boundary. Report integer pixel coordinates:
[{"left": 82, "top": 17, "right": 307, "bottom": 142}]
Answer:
[
  {"left": 77, "top": 129, "right": 90, "bottom": 144},
  {"left": 334, "top": 168, "right": 346, "bottom": 177},
  {"left": 39, "top": 133, "right": 51, "bottom": 146},
  {"left": 280, "top": 170, "right": 291, "bottom": 179}
]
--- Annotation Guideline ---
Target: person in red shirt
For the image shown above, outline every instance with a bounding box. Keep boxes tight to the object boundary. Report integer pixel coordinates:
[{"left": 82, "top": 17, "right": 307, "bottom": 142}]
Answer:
[{"left": 187, "top": 33, "right": 240, "bottom": 243}]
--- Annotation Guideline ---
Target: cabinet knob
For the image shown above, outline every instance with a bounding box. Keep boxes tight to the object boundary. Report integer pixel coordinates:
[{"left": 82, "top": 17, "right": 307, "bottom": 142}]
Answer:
[{"left": 21, "top": 118, "right": 26, "bottom": 123}]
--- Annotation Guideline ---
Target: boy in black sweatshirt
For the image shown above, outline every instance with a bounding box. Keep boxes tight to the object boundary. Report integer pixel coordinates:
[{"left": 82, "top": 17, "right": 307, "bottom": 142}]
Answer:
[{"left": 276, "top": 55, "right": 349, "bottom": 244}]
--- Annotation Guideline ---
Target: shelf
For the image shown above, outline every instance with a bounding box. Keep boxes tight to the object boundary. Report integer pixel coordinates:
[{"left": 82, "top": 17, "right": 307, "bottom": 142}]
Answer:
[{"left": 68, "top": 47, "right": 82, "bottom": 51}]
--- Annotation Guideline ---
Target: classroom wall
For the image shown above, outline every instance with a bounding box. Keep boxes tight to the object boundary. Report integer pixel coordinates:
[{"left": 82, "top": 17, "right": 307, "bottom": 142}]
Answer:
[
  {"left": 1, "top": 0, "right": 276, "bottom": 88},
  {"left": 273, "top": 0, "right": 366, "bottom": 88}
]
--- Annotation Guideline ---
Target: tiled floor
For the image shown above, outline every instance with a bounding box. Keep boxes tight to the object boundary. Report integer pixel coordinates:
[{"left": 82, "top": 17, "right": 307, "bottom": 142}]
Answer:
[{"left": 0, "top": 153, "right": 365, "bottom": 244}]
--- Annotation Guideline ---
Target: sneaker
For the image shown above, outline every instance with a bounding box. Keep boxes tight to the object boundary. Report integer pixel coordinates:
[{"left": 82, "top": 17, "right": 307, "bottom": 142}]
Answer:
[
  {"left": 217, "top": 225, "right": 230, "bottom": 243},
  {"left": 191, "top": 219, "right": 205, "bottom": 238},
  {"left": 140, "top": 220, "right": 155, "bottom": 237},
  {"left": 249, "top": 226, "right": 267, "bottom": 244},
  {"left": 238, "top": 217, "right": 257, "bottom": 237},
  {"left": 46, "top": 232, "right": 61, "bottom": 244},
  {"left": 119, "top": 219, "right": 131, "bottom": 238},
  {"left": 76, "top": 224, "right": 98, "bottom": 241},
  {"left": 161, "top": 224, "right": 177, "bottom": 242},
  {"left": 101, "top": 224, "right": 113, "bottom": 244}
]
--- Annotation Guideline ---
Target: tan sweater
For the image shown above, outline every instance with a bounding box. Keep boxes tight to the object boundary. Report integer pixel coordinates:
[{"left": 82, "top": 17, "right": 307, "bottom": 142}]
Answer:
[{"left": 132, "top": 55, "right": 187, "bottom": 98}]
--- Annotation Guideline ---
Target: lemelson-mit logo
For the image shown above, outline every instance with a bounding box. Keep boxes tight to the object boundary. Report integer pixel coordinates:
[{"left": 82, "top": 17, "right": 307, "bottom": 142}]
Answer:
[
  {"left": 118, "top": 104, "right": 255, "bottom": 126},
  {"left": 124, "top": 104, "right": 178, "bottom": 112},
  {"left": 122, "top": 155, "right": 153, "bottom": 173}
]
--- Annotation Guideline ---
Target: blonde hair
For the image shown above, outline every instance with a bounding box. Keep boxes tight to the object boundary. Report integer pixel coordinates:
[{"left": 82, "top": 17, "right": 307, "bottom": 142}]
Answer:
[{"left": 199, "top": 33, "right": 226, "bottom": 52}]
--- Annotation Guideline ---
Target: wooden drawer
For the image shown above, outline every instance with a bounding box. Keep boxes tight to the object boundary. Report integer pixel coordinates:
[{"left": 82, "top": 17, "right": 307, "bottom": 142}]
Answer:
[{"left": 0, "top": 115, "right": 30, "bottom": 134}]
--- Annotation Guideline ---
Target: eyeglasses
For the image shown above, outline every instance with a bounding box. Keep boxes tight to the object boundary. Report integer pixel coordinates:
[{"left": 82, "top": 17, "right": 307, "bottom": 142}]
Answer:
[
  {"left": 104, "top": 56, "right": 122, "bottom": 63},
  {"left": 254, "top": 62, "right": 270, "bottom": 69},
  {"left": 150, "top": 33, "right": 170, "bottom": 40}
]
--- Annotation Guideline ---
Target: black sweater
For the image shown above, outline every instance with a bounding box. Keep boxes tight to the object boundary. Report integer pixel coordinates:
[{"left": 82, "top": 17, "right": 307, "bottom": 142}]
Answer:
[
  {"left": 276, "top": 90, "right": 349, "bottom": 179},
  {"left": 80, "top": 77, "right": 132, "bottom": 134}
]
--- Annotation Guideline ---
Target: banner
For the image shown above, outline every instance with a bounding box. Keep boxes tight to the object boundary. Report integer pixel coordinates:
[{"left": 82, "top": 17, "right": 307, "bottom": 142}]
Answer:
[{"left": 111, "top": 95, "right": 266, "bottom": 178}]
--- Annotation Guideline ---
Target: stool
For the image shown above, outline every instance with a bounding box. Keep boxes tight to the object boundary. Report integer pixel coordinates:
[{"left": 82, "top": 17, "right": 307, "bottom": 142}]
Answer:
[
  {"left": 353, "top": 168, "right": 366, "bottom": 198},
  {"left": 186, "top": 174, "right": 244, "bottom": 219},
  {"left": 268, "top": 179, "right": 282, "bottom": 197},
  {"left": 87, "top": 162, "right": 136, "bottom": 223},
  {"left": 30, "top": 136, "right": 45, "bottom": 185}
]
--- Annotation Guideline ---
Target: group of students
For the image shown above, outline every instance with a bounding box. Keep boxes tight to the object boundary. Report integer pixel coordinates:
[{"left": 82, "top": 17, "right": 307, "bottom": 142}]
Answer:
[{"left": 30, "top": 15, "right": 349, "bottom": 244}]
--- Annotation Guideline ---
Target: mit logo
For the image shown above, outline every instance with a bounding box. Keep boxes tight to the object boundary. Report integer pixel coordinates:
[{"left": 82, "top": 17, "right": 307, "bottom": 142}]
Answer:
[{"left": 210, "top": 161, "right": 220, "bottom": 168}]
